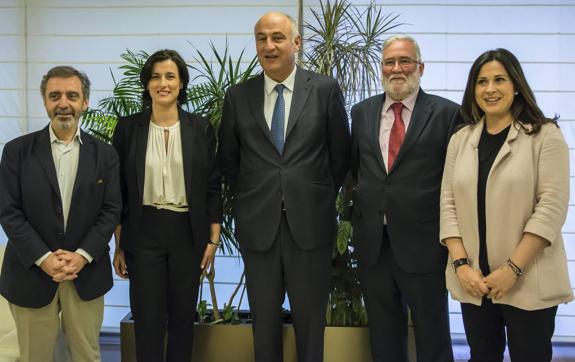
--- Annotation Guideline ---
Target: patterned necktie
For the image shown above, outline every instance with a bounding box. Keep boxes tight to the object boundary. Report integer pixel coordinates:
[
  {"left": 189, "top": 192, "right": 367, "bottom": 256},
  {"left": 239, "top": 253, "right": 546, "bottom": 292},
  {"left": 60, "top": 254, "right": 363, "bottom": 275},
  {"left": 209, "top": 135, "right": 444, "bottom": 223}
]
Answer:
[
  {"left": 270, "top": 84, "right": 285, "bottom": 154},
  {"left": 388, "top": 102, "right": 405, "bottom": 169}
]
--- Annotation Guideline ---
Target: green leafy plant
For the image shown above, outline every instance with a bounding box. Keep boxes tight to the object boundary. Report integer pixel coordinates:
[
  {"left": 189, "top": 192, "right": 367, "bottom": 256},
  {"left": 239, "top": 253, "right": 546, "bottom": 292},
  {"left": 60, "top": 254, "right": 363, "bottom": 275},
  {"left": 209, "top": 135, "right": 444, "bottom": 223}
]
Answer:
[{"left": 303, "top": 0, "right": 402, "bottom": 326}]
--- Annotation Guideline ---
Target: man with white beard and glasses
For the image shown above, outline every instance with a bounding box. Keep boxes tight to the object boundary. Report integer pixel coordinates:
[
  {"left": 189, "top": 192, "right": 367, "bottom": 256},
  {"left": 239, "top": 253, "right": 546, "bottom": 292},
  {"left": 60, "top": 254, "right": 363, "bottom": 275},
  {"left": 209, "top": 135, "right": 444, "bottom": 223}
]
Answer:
[{"left": 351, "top": 35, "right": 460, "bottom": 362}]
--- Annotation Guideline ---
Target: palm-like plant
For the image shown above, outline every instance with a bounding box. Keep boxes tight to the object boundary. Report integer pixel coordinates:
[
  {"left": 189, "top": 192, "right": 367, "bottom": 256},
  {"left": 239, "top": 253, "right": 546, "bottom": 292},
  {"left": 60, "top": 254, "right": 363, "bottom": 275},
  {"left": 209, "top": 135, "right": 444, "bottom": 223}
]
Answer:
[
  {"left": 302, "top": 0, "right": 402, "bottom": 326},
  {"left": 83, "top": 49, "right": 148, "bottom": 142}
]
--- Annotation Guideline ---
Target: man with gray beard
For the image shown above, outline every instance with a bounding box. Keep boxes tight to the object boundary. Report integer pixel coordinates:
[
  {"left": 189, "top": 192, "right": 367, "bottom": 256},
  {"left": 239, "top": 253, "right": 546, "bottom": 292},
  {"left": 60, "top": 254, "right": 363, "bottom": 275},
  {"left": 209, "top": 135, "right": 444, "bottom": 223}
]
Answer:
[{"left": 350, "top": 35, "right": 460, "bottom": 362}]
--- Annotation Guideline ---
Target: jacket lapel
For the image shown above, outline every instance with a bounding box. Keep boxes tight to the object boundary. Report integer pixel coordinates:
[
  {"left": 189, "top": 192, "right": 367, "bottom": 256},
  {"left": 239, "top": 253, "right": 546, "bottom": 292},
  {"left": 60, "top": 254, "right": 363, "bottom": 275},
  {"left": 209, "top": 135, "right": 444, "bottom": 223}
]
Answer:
[
  {"left": 389, "top": 89, "right": 431, "bottom": 173},
  {"left": 285, "top": 67, "right": 312, "bottom": 140},
  {"left": 490, "top": 120, "right": 519, "bottom": 173},
  {"left": 247, "top": 74, "right": 274, "bottom": 145},
  {"left": 368, "top": 94, "right": 387, "bottom": 174},
  {"left": 71, "top": 131, "right": 92, "bottom": 198},
  {"left": 179, "top": 109, "right": 194, "bottom": 200},
  {"left": 35, "top": 126, "right": 61, "bottom": 198},
  {"left": 135, "top": 109, "right": 151, "bottom": 202}
]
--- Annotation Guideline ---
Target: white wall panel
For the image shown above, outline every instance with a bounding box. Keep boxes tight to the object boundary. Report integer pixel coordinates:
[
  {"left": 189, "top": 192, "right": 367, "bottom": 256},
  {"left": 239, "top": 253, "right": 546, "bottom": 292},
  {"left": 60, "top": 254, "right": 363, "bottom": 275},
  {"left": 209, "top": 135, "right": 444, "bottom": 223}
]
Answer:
[
  {"left": 25, "top": 35, "right": 256, "bottom": 64},
  {"left": 27, "top": 0, "right": 295, "bottom": 7},
  {"left": 0, "top": 62, "right": 25, "bottom": 90},
  {"left": 1, "top": 0, "right": 575, "bottom": 337},
  {"left": 26, "top": 7, "right": 290, "bottom": 35},
  {"left": 0, "top": 118, "right": 24, "bottom": 144},
  {"left": 0, "top": 8, "right": 23, "bottom": 34},
  {"left": 0, "top": 90, "right": 26, "bottom": 117}
]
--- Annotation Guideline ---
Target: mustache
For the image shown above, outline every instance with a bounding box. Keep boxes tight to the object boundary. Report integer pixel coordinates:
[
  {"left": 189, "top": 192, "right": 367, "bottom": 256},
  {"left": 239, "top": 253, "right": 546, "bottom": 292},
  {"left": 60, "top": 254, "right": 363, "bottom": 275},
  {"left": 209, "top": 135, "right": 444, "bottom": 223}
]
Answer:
[{"left": 388, "top": 75, "right": 407, "bottom": 81}]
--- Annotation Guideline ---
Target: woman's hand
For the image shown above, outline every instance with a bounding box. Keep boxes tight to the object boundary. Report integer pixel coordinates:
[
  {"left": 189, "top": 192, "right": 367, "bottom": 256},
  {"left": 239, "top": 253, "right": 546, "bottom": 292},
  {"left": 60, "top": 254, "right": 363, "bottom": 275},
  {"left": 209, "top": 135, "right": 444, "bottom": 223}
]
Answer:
[
  {"left": 113, "top": 249, "right": 128, "bottom": 279},
  {"left": 201, "top": 242, "right": 218, "bottom": 273},
  {"left": 483, "top": 264, "right": 518, "bottom": 300},
  {"left": 456, "top": 265, "right": 490, "bottom": 298}
]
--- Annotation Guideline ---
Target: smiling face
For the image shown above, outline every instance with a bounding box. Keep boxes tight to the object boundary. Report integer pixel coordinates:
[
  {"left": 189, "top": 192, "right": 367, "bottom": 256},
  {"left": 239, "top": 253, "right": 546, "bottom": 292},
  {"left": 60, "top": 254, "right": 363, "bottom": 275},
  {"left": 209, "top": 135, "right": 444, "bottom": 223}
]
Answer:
[
  {"left": 381, "top": 39, "right": 424, "bottom": 101},
  {"left": 474, "top": 60, "right": 515, "bottom": 123},
  {"left": 255, "top": 12, "right": 301, "bottom": 83},
  {"left": 147, "top": 59, "right": 182, "bottom": 108},
  {"left": 43, "top": 76, "right": 88, "bottom": 137}
]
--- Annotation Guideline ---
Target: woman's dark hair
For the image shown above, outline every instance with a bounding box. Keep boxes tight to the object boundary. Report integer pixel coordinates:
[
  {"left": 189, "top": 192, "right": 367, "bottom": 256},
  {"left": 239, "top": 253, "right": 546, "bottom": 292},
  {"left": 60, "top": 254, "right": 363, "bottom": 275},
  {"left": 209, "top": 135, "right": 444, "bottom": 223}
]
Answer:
[
  {"left": 460, "top": 48, "right": 558, "bottom": 134},
  {"left": 140, "top": 49, "right": 189, "bottom": 106}
]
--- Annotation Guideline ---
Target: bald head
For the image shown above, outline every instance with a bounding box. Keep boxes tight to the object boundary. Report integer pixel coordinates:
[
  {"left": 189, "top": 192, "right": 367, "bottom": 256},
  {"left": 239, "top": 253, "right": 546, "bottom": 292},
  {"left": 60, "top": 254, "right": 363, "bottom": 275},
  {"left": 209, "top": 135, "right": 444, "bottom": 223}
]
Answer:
[
  {"left": 254, "top": 12, "right": 301, "bottom": 82},
  {"left": 255, "top": 12, "right": 299, "bottom": 40}
]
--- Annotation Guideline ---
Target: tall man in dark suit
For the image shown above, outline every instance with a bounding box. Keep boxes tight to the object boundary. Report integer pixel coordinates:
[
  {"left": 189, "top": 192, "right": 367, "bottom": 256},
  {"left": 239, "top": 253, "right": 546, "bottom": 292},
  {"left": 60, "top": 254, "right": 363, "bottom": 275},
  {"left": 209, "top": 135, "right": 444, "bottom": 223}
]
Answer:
[
  {"left": 0, "top": 66, "right": 121, "bottom": 362},
  {"left": 351, "top": 35, "right": 459, "bottom": 362},
  {"left": 218, "top": 12, "right": 350, "bottom": 362}
]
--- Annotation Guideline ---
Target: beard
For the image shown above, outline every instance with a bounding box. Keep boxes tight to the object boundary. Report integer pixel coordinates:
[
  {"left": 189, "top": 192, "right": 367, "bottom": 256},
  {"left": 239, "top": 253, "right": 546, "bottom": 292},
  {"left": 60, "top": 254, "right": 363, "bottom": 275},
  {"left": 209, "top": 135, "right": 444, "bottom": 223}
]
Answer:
[{"left": 381, "top": 70, "right": 421, "bottom": 101}]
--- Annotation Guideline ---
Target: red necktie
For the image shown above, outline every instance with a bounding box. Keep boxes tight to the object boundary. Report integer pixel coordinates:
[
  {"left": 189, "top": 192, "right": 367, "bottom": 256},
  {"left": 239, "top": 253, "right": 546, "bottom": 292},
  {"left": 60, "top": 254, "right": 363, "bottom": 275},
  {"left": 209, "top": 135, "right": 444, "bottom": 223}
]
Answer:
[{"left": 388, "top": 102, "right": 405, "bottom": 170}]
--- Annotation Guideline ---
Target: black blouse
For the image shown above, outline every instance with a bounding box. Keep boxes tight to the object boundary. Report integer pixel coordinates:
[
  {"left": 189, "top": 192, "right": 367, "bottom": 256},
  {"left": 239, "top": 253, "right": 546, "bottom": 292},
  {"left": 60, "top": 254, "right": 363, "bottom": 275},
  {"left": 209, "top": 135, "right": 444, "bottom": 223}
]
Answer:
[{"left": 477, "top": 124, "right": 511, "bottom": 276}]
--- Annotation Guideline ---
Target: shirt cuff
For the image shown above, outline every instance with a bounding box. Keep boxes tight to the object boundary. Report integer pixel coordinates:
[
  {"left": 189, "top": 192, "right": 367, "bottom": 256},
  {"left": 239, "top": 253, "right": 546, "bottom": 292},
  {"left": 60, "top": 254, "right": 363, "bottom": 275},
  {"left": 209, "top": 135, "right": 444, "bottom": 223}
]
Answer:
[
  {"left": 76, "top": 248, "right": 93, "bottom": 263},
  {"left": 35, "top": 252, "right": 52, "bottom": 266}
]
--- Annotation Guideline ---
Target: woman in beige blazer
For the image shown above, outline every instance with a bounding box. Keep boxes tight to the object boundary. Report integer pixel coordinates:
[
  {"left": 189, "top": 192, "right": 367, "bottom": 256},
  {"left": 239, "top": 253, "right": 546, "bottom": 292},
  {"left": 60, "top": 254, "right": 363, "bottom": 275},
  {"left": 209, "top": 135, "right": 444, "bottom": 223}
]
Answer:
[{"left": 440, "top": 48, "right": 573, "bottom": 362}]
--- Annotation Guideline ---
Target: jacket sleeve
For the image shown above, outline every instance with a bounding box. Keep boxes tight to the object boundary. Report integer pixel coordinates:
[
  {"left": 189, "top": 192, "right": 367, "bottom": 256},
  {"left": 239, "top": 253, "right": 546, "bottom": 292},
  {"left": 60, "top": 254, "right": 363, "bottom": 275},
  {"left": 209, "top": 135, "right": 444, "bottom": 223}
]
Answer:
[
  {"left": 217, "top": 90, "right": 240, "bottom": 195},
  {"left": 523, "top": 126, "right": 570, "bottom": 244},
  {"left": 112, "top": 118, "right": 129, "bottom": 225},
  {"left": 0, "top": 141, "right": 51, "bottom": 267},
  {"left": 439, "top": 130, "right": 463, "bottom": 244},
  {"left": 205, "top": 120, "right": 223, "bottom": 224},
  {"left": 327, "top": 81, "right": 351, "bottom": 191}
]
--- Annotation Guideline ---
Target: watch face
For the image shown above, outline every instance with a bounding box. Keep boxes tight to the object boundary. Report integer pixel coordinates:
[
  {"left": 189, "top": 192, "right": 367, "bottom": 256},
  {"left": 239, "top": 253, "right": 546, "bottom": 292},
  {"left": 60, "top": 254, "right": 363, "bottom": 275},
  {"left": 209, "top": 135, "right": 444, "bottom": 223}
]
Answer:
[{"left": 452, "top": 258, "right": 469, "bottom": 270}]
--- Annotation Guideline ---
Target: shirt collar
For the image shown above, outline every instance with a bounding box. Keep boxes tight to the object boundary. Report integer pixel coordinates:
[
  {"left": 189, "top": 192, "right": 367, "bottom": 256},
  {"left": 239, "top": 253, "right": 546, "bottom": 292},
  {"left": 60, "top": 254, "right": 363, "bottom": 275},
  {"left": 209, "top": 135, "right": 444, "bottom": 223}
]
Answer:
[
  {"left": 49, "top": 123, "right": 83, "bottom": 145},
  {"left": 264, "top": 66, "right": 297, "bottom": 96},
  {"left": 384, "top": 87, "right": 419, "bottom": 113}
]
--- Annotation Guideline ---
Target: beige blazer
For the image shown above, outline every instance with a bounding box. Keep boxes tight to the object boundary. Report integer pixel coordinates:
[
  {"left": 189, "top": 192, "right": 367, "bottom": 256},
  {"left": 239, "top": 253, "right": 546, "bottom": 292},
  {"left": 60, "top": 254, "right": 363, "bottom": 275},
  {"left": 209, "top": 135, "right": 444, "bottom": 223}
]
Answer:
[{"left": 440, "top": 119, "right": 573, "bottom": 310}]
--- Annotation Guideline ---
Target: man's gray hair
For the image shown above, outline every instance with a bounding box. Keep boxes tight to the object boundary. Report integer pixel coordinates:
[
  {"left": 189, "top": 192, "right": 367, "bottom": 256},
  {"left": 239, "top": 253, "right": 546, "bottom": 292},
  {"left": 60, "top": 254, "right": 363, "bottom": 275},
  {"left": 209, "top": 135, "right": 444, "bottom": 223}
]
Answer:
[{"left": 382, "top": 35, "right": 422, "bottom": 62}]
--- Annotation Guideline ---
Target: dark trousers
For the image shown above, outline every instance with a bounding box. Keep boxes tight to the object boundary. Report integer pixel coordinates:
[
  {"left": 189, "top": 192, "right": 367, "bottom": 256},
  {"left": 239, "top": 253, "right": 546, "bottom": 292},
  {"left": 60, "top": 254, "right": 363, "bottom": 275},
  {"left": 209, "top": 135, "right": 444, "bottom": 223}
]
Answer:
[
  {"left": 125, "top": 207, "right": 203, "bottom": 362},
  {"left": 241, "top": 211, "right": 332, "bottom": 362},
  {"left": 461, "top": 298, "right": 558, "bottom": 362},
  {"left": 358, "top": 228, "right": 453, "bottom": 362}
]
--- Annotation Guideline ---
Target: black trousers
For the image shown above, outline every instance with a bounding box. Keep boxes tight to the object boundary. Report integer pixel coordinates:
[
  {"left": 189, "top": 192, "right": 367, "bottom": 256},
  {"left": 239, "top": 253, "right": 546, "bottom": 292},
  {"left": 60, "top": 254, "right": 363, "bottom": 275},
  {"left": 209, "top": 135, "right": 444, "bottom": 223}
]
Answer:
[
  {"left": 461, "top": 298, "right": 558, "bottom": 362},
  {"left": 125, "top": 207, "right": 204, "bottom": 362},
  {"left": 241, "top": 211, "right": 332, "bottom": 362},
  {"left": 358, "top": 228, "right": 454, "bottom": 362}
]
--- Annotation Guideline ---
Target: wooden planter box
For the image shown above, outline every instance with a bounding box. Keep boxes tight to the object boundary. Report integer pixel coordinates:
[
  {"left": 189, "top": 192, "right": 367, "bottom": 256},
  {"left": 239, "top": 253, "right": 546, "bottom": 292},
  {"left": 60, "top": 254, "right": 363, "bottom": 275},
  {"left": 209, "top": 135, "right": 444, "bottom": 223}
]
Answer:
[{"left": 120, "top": 313, "right": 371, "bottom": 362}]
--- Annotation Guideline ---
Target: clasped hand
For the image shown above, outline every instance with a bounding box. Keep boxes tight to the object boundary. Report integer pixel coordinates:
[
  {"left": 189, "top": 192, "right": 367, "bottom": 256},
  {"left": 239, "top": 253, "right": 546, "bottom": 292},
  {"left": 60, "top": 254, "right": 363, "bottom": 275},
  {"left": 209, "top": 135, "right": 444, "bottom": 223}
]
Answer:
[
  {"left": 40, "top": 249, "right": 88, "bottom": 282},
  {"left": 456, "top": 264, "right": 518, "bottom": 300}
]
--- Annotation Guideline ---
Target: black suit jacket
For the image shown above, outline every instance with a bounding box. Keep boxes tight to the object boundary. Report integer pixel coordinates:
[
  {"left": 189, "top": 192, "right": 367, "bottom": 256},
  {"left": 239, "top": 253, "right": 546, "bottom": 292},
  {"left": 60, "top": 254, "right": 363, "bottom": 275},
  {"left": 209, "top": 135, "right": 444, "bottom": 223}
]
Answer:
[
  {"left": 112, "top": 108, "right": 222, "bottom": 252},
  {"left": 218, "top": 68, "right": 351, "bottom": 251},
  {"left": 0, "top": 126, "right": 121, "bottom": 308},
  {"left": 351, "top": 89, "right": 460, "bottom": 273}
]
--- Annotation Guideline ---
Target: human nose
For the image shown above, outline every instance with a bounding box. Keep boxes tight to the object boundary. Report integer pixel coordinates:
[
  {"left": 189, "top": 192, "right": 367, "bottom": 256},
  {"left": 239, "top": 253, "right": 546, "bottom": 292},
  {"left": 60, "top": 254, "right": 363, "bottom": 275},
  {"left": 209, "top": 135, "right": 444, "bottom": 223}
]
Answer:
[
  {"left": 263, "top": 38, "right": 274, "bottom": 51},
  {"left": 57, "top": 96, "right": 70, "bottom": 109},
  {"left": 485, "top": 80, "right": 496, "bottom": 92}
]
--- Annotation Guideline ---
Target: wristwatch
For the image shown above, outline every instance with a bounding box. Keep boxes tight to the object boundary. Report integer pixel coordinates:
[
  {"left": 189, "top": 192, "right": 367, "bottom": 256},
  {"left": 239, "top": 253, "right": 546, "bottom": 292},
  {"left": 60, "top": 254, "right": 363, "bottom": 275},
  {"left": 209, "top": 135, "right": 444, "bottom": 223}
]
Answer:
[{"left": 451, "top": 258, "right": 470, "bottom": 271}]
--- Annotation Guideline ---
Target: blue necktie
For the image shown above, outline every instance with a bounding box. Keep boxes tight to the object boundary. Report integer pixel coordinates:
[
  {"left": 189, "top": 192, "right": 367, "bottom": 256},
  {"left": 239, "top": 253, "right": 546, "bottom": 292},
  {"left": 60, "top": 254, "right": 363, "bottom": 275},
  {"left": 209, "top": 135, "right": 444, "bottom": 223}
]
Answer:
[{"left": 271, "top": 84, "right": 285, "bottom": 154}]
